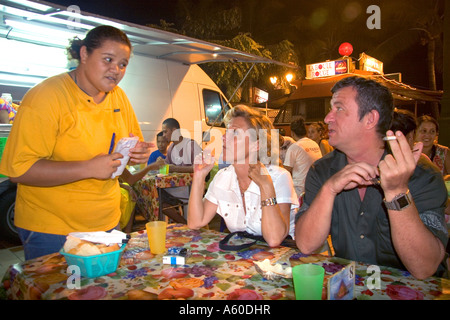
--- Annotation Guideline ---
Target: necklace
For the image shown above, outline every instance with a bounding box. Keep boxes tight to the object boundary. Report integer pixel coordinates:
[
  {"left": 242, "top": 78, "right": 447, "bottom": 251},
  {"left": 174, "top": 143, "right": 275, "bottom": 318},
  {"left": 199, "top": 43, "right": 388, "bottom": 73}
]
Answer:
[
  {"left": 69, "top": 70, "right": 91, "bottom": 97},
  {"left": 238, "top": 181, "right": 248, "bottom": 197}
]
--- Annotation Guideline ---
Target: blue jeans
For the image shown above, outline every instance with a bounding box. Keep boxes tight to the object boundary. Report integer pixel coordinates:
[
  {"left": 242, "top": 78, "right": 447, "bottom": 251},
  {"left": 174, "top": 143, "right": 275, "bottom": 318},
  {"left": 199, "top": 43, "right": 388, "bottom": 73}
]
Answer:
[
  {"left": 17, "top": 227, "right": 67, "bottom": 260},
  {"left": 17, "top": 225, "right": 120, "bottom": 260}
]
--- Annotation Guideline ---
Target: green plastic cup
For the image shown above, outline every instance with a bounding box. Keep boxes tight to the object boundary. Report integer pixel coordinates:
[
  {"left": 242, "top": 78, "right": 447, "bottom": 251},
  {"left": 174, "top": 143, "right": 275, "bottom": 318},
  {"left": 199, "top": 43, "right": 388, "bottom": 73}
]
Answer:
[
  {"left": 159, "top": 164, "right": 169, "bottom": 175},
  {"left": 292, "top": 263, "right": 325, "bottom": 300}
]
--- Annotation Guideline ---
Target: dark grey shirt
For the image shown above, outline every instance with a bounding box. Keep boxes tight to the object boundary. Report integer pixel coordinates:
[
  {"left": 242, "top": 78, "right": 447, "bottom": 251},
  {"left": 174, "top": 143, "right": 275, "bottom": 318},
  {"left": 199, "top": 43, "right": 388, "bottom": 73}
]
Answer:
[{"left": 297, "top": 150, "right": 449, "bottom": 276}]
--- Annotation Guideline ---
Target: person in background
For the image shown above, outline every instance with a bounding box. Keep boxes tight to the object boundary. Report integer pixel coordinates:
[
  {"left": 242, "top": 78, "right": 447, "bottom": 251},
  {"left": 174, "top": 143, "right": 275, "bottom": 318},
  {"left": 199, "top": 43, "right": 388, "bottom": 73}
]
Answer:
[
  {"left": 295, "top": 76, "right": 448, "bottom": 279},
  {"left": 390, "top": 109, "right": 417, "bottom": 149},
  {"left": 307, "top": 121, "right": 333, "bottom": 156},
  {"left": 278, "top": 128, "right": 295, "bottom": 164},
  {"left": 188, "top": 105, "right": 298, "bottom": 246},
  {"left": 160, "top": 118, "right": 202, "bottom": 221},
  {"left": 283, "top": 117, "right": 322, "bottom": 198},
  {"left": 390, "top": 109, "right": 440, "bottom": 169},
  {"left": 412, "top": 115, "right": 450, "bottom": 249},
  {"left": 147, "top": 131, "right": 169, "bottom": 165},
  {"left": 0, "top": 26, "right": 152, "bottom": 259},
  {"left": 415, "top": 115, "right": 450, "bottom": 176},
  {"left": 162, "top": 118, "right": 202, "bottom": 173}
]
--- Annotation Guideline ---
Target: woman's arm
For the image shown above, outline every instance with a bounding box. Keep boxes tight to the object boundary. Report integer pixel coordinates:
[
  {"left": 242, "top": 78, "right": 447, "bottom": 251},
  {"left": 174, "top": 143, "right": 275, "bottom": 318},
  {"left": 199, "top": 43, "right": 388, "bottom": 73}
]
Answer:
[
  {"left": 249, "top": 163, "right": 291, "bottom": 247},
  {"left": 10, "top": 153, "right": 123, "bottom": 186},
  {"left": 259, "top": 182, "right": 291, "bottom": 247},
  {"left": 120, "top": 157, "right": 165, "bottom": 186},
  {"left": 187, "top": 153, "right": 217, "bottom": 229}
]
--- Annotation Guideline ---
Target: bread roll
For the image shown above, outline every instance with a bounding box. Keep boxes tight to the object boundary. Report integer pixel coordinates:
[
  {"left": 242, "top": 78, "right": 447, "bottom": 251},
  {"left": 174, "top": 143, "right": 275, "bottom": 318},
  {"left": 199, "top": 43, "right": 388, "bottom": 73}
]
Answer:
[{"left": 63, "top": 235, "right": 120, "bottom": 256}]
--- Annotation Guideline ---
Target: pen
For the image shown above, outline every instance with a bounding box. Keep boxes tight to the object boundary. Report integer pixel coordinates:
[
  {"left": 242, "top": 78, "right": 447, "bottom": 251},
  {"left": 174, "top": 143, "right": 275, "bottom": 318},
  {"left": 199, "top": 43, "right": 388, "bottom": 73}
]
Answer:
[{"left": 108, "top": 133, "right": 116, "bottom": 154}]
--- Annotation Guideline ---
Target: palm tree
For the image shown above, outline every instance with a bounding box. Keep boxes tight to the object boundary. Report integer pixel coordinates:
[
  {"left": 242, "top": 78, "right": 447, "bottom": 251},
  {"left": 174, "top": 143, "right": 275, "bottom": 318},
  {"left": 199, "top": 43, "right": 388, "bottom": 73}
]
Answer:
[
  {"left": 370, "top": 0, "right": 444, "bottom": 91},
  {"left": 369, "top": 0, "right": 444, "bottom": 118}
]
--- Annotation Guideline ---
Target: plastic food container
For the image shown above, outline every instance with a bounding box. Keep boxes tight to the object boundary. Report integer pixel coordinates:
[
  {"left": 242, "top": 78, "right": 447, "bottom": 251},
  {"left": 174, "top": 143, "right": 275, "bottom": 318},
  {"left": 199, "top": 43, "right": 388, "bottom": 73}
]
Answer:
[{"left": 60, "top": 244, "right": 126, "bottom": 278}]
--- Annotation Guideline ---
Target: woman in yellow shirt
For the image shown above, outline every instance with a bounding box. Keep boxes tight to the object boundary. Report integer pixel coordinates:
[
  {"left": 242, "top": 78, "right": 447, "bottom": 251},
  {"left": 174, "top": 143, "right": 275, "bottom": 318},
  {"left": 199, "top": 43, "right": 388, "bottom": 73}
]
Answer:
[{"left": 0, "top": 26, "right": 152, "bottom": 259}]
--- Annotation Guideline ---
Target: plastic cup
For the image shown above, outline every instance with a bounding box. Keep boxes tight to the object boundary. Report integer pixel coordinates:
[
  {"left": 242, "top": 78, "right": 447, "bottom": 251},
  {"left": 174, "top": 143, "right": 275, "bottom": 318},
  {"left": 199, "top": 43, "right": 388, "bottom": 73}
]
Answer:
[
  {"left": 159, "top": 164, "right": 169, "bottom": 175},
  {"left": 146, "top": 221, "right": 167, "bottom": 254},
  {"left": 292, "top": 263, "right": 325, "bottom": 300}
]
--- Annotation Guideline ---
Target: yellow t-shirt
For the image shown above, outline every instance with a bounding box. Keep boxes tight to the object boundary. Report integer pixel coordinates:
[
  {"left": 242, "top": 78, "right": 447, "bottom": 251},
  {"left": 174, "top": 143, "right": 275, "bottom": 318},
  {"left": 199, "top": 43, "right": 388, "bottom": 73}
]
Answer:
[{"left": 0, "top": 73, "right": 143, "bottom": 235}]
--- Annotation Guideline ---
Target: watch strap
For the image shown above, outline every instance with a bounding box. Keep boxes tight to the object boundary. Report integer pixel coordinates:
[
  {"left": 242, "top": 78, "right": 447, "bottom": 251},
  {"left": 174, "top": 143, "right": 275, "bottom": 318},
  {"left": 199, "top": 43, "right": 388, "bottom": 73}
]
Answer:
[
  {"left": 261, "top": 197, "right": 277, "bottom": 207},
  {"left": 383, "top": 189, "right": 412, "bottom": 211}
]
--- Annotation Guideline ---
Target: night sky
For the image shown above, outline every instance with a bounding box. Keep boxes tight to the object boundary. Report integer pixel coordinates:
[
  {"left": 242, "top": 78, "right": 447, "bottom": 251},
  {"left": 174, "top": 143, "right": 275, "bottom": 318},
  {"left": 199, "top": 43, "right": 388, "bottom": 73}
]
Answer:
[
  {"left": 49, "top": 0, "right": 178, "bottom": 26},
  {"left": 46, "top": 0, "right": 439, "bottom": 90}
]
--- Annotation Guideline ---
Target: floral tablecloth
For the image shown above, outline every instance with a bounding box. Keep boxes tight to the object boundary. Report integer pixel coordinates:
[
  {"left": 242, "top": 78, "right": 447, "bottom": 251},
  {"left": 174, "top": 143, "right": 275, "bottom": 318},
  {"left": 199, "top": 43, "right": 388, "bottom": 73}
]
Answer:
[
  {"left": 1, "top": 224, "right": 449, "bottom": 300},
  {"left": 133, "top": 173, "right": 193, "bottom": 221}
]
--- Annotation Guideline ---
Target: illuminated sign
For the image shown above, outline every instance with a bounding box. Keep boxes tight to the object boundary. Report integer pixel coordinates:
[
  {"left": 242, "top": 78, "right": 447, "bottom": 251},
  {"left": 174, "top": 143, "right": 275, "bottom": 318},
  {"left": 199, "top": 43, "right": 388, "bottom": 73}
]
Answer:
[
  {"left": 253, "top": 87, "right": 268, "bottom": 104},
  {"left": 306, "top": 59, "right": 351, "bottom": 79},
  {"left": 359, "top": 53, "right": 383, "bottom": 74}
]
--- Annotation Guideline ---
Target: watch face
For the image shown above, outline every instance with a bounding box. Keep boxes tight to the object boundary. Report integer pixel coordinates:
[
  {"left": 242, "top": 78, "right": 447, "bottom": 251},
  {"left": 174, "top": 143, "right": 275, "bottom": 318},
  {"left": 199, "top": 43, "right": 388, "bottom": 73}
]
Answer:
[{"left": 396, "top": 195, "right": 410, "bottom": 208}]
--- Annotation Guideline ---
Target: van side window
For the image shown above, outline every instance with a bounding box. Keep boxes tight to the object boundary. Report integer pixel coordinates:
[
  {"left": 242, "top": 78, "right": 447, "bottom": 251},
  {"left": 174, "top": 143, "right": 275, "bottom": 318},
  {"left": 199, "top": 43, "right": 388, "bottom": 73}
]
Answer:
[{"left": 203, "top": 89, "right": 230, "bottom": 127}]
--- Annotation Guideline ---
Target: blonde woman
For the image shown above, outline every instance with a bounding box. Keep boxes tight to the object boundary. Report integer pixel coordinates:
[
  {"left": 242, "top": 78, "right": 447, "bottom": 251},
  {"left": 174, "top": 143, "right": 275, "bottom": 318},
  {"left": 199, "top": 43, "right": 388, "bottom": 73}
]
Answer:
[{"left": 188, "top": 105, "right": 298, "bottom": 247}]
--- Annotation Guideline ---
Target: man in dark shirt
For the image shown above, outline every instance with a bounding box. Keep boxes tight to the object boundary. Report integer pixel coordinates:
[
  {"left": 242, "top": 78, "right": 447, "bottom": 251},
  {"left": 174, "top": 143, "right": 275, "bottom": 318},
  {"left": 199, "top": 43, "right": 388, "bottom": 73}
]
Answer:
[{"left": 295, "top": 76, "right": 448, "bottom": 279}]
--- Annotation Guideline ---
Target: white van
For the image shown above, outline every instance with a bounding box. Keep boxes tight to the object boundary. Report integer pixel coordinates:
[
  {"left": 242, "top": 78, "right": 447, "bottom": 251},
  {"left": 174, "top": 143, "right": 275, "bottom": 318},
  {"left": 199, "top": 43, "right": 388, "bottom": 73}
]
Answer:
[
  {"left": 120, "top": 54, "right": 231, "bottom": 146},
  {"left": 0, "top": 0, "right": 294, "bottom": 241}
]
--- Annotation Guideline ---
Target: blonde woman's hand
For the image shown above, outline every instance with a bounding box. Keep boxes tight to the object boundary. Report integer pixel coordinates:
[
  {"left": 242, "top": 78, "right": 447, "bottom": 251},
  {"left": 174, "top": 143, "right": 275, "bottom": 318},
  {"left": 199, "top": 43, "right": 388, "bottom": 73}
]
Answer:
[
  {"left": 248, "top": 161, "right": 273, "bottom": 187},
  {"left": 193, "top": 151, "right": 215, "bottom": 179}
]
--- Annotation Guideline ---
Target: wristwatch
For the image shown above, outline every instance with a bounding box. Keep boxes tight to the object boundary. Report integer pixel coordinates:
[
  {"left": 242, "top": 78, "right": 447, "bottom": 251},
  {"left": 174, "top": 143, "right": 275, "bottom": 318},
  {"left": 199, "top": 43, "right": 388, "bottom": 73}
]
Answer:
[
  {"left": 383, "top": 189, "right": 412, "bottom": 211},
  {"left": 261, "top": 197, "right": 277, "bottom": 207}
]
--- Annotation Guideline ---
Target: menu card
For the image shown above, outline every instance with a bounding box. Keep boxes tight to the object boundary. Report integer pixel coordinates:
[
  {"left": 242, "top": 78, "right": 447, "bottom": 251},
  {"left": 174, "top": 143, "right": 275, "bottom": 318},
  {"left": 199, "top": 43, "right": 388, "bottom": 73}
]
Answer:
[{"left": 327, "top": 261, "right": 355, "bottom": 300}]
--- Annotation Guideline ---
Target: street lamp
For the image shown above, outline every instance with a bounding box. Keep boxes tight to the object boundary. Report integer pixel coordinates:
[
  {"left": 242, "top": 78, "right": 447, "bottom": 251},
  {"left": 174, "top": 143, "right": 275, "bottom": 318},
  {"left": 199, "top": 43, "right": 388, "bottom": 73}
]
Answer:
[
  {"left": 285, "top": 73, "right": 294, "bottom": 83},
  {"left": 270, "top": 76, "right": 278, "bottom": 86}
]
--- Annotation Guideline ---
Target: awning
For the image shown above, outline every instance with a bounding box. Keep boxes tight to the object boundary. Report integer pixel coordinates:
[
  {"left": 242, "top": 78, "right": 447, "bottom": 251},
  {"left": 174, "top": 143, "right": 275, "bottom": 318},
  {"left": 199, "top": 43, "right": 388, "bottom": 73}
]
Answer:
[
  {"left": 287, "top": 70, "right": 443, "bottom": 103},
  {"left": 0, "top": 0, "right": 297, "bottom": 68}
]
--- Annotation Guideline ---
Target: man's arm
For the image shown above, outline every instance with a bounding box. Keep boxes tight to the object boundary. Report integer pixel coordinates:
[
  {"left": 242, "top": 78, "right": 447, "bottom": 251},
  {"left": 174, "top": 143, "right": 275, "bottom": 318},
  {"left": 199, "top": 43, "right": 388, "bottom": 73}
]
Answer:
[
  {"left": 296, "top": 161, "right": 378, "bottom": 253},
  {"left": 381, "top": 131, "right": 445, "bottom": 279},
  {"left": 386, "top": 202, "right": 445, "bottom": 279}
]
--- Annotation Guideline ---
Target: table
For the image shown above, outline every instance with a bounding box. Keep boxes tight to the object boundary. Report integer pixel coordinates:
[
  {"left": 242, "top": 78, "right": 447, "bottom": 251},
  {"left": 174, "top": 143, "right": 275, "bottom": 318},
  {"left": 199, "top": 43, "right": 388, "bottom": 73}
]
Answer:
[
  {"left": 133, "top": 173, "right": 193, "bottom": 221},
  {"left": 1, "top": 224, "right": 449, "bottom": 300}
]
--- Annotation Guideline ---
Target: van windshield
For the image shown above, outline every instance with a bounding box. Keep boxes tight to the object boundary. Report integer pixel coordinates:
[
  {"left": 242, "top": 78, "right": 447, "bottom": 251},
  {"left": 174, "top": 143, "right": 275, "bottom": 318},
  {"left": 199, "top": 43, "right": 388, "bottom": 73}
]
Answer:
[{"left": 203, "top": 89, "right": 230, "bottom": 127}]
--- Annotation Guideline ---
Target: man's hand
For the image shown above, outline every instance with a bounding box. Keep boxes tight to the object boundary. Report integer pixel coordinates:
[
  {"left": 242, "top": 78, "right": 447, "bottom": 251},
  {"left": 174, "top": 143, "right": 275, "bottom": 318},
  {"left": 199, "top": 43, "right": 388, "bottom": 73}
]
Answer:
[
  {"left": 379, "top": 130, "right": 422, "bottom": 200},
  {"left": 326, "top": 162, "right": 378, "bottom": 195}
]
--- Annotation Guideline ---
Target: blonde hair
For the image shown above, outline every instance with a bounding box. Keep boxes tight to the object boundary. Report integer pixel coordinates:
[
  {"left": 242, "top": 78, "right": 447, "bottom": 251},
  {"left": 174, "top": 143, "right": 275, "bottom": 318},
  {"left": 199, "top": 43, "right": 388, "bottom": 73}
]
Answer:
[{"left": 224, "top": 104, "right": 275, "bottom": 162}]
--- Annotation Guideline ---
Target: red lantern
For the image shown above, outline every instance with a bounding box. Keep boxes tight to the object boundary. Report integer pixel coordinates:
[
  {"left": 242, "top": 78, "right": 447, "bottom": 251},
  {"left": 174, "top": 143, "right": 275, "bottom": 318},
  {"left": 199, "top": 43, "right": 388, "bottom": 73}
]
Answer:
[{"left": 339, "top": 42, "right": 353, "bottom": 57}]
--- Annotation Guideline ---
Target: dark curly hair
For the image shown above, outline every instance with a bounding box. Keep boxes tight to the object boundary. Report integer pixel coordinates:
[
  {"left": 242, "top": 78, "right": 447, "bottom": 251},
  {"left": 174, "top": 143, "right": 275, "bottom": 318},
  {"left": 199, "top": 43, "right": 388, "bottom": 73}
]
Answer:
[{"left": 67, "top": 25, "right": 131, "bottom": 61}]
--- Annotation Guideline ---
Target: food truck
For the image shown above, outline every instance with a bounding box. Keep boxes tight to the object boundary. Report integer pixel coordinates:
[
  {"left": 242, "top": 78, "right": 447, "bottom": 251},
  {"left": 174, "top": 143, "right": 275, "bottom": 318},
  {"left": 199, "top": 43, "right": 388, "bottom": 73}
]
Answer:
[
  {"left": 0, "top": 0, "right": 294, "bottom": 241},
  {"left": 273, "top": 53, "right": 443, "bottom": 134}
]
